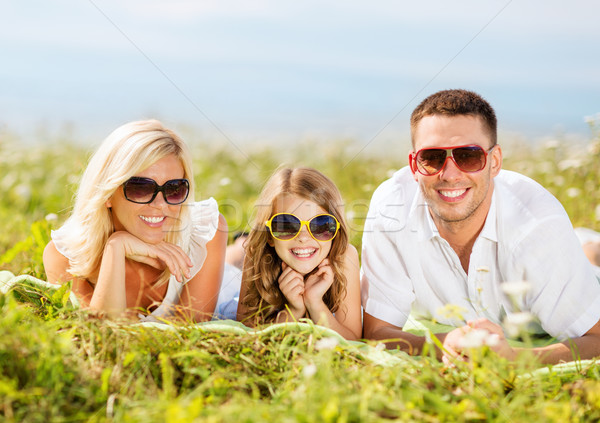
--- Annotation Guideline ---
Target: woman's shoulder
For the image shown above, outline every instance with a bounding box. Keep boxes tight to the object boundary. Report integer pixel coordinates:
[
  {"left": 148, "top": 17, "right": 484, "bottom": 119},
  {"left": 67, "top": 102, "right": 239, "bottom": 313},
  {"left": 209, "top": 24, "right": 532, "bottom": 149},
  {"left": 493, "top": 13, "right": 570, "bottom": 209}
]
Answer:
[{"left": 43, "top": 240, "right": 70, "bottom": 283}]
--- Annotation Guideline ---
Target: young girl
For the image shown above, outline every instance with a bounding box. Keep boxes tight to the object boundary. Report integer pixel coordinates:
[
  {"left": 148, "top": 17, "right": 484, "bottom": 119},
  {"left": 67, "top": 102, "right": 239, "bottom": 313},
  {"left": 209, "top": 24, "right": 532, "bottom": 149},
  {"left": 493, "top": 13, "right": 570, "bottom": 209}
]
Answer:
[
  {"left": 236, "top": 167, "right": 362, "bottom": 340},
  {"left": 43, "top": 119, "right": 237, "bottom": 322}
]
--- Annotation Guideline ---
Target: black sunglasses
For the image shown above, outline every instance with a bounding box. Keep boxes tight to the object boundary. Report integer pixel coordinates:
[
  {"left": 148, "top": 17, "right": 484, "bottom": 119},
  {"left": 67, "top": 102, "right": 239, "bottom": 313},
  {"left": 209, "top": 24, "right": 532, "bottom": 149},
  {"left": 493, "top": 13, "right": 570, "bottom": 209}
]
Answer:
[
  {"left": 123, "top": 177, "right": 190, "bottom": 205},
  {"left": 411, "top": 144, "right": 495, "bottom": 176}
]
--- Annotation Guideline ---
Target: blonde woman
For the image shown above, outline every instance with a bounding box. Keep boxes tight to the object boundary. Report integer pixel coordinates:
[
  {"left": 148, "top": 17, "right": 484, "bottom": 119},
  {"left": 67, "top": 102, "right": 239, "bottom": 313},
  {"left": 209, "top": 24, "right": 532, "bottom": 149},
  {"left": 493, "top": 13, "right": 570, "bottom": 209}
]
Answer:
[
  {"left": 236, "top": 167, "right": 362, "bottom": 340},
  {"left": 43, "top": 119, "right": 235, "bottom": 321}
]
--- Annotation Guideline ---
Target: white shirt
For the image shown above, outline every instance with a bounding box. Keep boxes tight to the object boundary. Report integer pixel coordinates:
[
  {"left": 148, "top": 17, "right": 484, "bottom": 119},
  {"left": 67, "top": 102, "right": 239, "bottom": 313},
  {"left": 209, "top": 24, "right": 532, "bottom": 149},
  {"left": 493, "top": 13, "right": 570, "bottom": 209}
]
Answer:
[{"left": 360, "top": 167, "right": 600, "bottom": 340}]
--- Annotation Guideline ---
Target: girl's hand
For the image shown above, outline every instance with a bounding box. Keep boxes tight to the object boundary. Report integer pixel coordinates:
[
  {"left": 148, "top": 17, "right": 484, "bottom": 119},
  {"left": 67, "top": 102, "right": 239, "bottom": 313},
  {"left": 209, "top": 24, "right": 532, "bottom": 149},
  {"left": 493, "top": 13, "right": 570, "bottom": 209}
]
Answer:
[
  {"left": 278, "top": 262, "right": 306, "bottom": 319},
  {"left": 303, "top": 258, "right": 334, "bottom": 309},
  {"left": 106, "top": 231, "right": 193, "bottom": 282}
]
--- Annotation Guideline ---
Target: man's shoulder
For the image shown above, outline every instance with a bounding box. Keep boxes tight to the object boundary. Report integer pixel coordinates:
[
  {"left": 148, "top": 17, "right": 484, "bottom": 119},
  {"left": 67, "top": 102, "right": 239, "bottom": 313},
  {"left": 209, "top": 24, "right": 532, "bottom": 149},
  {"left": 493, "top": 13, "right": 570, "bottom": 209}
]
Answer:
[
  {"left": 370, "top": 166, "right": 417, "bottom": 205},
  {"left": 495, "top": 170, "right": 567, "bottom": 219},
  {"left": 494, "top": 169, "right": 572, "bottom": 246},
  {"left": 366, "top": 166, "right": 417, "bottom": 232}
]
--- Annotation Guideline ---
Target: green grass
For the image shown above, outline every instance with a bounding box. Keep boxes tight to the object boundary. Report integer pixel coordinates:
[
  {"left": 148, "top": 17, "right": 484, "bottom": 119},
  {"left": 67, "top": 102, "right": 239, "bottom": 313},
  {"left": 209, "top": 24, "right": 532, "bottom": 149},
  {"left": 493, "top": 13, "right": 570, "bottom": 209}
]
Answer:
[{"left": 1, "top": 124, "right": 600, "bottom": 422}]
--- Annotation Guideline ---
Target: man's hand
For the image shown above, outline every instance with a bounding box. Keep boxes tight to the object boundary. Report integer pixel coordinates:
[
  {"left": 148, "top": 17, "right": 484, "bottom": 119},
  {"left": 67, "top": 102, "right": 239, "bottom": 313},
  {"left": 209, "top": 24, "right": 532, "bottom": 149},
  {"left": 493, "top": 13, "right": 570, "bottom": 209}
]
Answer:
[{"left": 441, "top": 318, "right": 515, "bottom": 364}]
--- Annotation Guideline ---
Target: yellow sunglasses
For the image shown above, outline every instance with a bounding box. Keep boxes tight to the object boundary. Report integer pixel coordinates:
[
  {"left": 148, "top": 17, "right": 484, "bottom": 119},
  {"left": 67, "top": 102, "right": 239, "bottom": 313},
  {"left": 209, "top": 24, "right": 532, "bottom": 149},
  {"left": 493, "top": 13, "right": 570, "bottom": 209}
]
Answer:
[{"left": 265, "top": 213, "right": 340, "bottom": 242}]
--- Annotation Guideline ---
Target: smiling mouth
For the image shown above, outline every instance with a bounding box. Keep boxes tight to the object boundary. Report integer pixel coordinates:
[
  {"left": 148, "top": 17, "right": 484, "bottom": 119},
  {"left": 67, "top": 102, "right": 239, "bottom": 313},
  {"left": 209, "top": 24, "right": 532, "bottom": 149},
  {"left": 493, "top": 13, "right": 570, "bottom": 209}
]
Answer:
[
  {"left": 438, "top": 188, "right": 468, "bottom": 199},
  {"left": 291, "top": 247, "right": 317, "bottom": 258},
  {"left": 139, "top": 215, "right": 166, "bottom": 224}
]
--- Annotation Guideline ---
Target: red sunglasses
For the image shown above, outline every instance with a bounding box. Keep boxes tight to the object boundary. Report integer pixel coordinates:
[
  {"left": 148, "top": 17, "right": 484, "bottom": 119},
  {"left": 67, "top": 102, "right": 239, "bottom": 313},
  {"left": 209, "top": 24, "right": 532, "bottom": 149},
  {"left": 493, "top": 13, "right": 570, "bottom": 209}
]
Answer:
[{"left": 410, "top": 144, "right": 496, "bottom": 176}]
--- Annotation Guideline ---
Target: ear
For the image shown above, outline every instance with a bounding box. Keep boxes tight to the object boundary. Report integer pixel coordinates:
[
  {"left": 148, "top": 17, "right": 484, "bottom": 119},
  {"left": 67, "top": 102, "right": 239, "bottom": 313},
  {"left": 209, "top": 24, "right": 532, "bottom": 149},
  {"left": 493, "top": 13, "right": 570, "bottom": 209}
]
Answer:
[
  {"left": 489, "top": 145, "right": 503, "bottom": 177},
  {"left": 409, "top": 152, "right": 419, "bottom": 182},
  {"left": 105, "top": 198, "right": 112, "bottom": 208},
  {"left": 408, "top": 152, "right": 416, "bottom": 174}
]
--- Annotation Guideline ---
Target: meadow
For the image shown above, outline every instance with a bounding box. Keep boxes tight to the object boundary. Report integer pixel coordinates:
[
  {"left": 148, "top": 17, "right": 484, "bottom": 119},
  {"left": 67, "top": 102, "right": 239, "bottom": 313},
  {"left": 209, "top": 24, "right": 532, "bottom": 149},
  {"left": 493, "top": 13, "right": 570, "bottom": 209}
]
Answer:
[{"left": 1, "top": 122, "right": 600, "bottom": 422}]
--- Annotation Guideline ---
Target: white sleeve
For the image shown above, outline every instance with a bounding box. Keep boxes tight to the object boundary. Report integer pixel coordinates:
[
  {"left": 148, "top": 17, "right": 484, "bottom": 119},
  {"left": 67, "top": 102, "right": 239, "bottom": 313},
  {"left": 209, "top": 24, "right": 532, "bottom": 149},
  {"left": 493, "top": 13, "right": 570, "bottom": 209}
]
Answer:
[
  {"left": 512, "top": 216, "right": 600, "bottom": 339},
  {"left": 360, "top": 182, "right": 416, "bottom": 328}
]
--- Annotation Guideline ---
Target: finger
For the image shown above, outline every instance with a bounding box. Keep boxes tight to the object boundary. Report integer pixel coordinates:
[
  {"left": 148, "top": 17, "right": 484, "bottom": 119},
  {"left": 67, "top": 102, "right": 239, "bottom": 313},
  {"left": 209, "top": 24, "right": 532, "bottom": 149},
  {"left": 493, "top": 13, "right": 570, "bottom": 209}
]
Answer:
[
  {"left": 150, "top": 244, "right": 192, "bottom": 282},
  {"left": 128, "top": 255, "right": 163, "bottom": 270},
  {"left": 158, "top": 242, "right": 193, "bottom": 269},
  {"left": 278, "top": 271, "right": 304, "bottom": 291},
  {"left": 468, "top": 319, "right": 501, "bottom": 334}
]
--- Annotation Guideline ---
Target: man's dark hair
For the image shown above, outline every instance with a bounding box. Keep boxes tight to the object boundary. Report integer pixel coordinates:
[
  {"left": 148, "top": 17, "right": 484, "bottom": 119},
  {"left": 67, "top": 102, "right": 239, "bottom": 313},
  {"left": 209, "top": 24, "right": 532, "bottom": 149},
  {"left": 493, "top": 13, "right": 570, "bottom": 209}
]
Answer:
[{"left": 410, "top": 89, "right": 497, "bottom": 146}]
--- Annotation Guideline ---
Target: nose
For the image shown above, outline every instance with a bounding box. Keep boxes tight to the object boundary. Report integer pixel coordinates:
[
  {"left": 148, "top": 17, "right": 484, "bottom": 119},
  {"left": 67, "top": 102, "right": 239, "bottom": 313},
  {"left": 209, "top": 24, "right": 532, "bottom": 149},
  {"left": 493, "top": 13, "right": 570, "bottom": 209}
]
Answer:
[
  {"left": 296, "top": 222, "right": 312, "bottom": 242},
  {"left": 439, "top": 156, "right": 463, "bottom": 181},
  {"left": 150, "top": 191, "right": 170, "bottom": 209}
]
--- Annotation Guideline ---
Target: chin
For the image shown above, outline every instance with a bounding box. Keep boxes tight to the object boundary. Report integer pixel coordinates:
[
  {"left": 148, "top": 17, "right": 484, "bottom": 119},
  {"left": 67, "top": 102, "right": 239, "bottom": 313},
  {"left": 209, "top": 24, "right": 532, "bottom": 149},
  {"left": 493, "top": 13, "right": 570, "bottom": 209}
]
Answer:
[{"left": 287, "top": 261, "right": 318, "bottom": 276}]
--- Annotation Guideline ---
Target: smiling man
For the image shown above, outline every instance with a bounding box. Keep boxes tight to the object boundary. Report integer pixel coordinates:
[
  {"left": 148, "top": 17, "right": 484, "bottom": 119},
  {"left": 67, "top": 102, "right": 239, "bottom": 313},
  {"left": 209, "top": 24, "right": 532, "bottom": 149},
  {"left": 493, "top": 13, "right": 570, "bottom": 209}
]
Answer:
[{"left": 361, "top": 89, "right": 600, "bottom": 364}]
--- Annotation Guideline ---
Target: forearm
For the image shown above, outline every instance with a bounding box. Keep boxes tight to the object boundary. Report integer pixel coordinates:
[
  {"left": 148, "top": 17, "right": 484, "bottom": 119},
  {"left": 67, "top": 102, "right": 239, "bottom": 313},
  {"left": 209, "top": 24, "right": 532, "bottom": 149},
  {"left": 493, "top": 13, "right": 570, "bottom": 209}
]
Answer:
[
  {"left": 366, "top": 325, "right": 448, "bottom": 357},
  {"left": 525, "top": 336, "right": 600, "bottom": 364},
  {"left": 305, "top": 303, "right": 360, "bottom": 340},
  {"left": 89, "top": 241, "right": 128, "bottom": 316}
]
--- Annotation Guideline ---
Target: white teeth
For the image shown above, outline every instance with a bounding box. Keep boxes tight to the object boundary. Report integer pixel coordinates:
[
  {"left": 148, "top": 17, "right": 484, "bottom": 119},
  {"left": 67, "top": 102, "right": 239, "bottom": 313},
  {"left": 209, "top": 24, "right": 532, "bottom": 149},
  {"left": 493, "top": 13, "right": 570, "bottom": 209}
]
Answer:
[
  {"left": 440, "top": 189, "right": 467, "bottom": 198},
  {"left": 140, "top": 215, "right": 165, "bottom": 224},
  {"left": 291, "top": 248, "right": 316, "bottom": 257}
]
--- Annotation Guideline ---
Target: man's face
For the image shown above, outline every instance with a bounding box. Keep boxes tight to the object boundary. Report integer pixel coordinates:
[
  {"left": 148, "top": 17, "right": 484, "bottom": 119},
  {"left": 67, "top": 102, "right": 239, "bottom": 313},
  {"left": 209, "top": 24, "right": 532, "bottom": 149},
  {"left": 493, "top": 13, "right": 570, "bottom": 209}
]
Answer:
[{"left": 410, "top": 114, "right": 502, "bottom": 230}]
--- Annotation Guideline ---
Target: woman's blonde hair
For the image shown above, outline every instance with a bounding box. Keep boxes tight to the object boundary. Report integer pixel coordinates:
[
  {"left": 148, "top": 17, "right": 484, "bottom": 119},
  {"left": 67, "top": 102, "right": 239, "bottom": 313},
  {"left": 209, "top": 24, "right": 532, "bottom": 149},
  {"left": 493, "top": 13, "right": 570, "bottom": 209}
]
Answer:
[
  {"left": 241, "top": 167, "right": 348, "bottom": 324},
  {"left": 59, "top": 119, "right": 195, "bottom": 283}
]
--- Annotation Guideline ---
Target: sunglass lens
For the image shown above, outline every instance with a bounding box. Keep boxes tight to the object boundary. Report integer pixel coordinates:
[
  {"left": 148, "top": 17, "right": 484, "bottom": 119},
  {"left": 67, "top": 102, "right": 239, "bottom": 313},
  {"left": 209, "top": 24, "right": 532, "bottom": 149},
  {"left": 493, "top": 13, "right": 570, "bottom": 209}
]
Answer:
[
  {"left": 124, "top": 178, "right": 156, "bottom": 203},
  {"left": 270, "top": 214, "right": 301, "bottom": 240},
  {"left": 164, "top": 179, "right": 189, "bottom": 204},
  {"left": 417, "top": 149, "right": 447, "bottom": 175},
  {"left": 453, "top": 147, "right": 486, "bottom": 172},
  {"left": 309, "top": 215, "right": 337, "bottom": 241}
]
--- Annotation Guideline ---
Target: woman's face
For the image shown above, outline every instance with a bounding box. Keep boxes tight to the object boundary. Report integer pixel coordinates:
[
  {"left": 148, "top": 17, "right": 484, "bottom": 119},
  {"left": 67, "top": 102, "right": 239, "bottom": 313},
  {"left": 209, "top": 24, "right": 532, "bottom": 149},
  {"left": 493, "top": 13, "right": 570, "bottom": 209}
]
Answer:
[
  {"left": 268, "top": 194, "right": 333, "bottom": 276},
  {"left": 106, "top": 154, "right": 185, "bottom": 244}
]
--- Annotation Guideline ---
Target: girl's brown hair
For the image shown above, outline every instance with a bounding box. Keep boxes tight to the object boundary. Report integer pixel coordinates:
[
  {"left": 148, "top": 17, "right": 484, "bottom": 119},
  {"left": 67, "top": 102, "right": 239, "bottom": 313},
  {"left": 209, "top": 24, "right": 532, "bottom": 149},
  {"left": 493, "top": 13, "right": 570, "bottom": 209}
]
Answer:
[{"left": 241, "top": 167, "right": 349, "bottom": 324}]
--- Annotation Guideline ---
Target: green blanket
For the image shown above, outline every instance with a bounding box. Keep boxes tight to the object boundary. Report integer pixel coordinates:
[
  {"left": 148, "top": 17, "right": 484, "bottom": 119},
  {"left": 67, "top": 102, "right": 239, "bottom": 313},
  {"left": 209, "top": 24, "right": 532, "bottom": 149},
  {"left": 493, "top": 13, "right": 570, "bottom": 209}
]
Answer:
[{"left": 1, "top": 270, "right": 597, "bottom": 375}]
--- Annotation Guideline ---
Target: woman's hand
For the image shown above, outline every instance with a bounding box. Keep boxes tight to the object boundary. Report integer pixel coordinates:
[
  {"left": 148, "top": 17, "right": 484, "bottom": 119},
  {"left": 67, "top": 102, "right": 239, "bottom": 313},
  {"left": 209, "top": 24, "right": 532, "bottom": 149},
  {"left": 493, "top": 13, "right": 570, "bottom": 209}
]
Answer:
[
  {"left": 303, "top": 258, "right": 334, "bottom": 310},
  {"left": 278, "top": 262, "right": 306, "bottom": 319},
  {"left": 107, "top": 231, "right": 193, "bottom": 282}
]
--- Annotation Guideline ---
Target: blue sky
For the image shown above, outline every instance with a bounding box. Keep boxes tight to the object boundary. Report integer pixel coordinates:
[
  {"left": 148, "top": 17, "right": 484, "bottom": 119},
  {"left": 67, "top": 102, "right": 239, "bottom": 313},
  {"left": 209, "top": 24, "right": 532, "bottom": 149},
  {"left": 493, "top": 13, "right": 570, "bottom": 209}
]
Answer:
[{"left": 1, "top": 1, "right": 599, "bottom": 148}]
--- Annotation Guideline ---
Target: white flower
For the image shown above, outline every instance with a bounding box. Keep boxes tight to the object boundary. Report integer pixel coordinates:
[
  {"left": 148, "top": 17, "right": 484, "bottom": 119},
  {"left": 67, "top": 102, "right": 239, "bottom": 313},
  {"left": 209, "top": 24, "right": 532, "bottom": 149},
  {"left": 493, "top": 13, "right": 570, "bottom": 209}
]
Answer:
[
  {"left": 45, "top": 213, "right": 58, "bottom": 222},
  {"left": 302, "top": 363, "right": 317, "bottom": 378},
  {"left": 558, "top": 159, "right": 583, "bottom": 171},
  {"left": 315, "top": 337, "right": 339, "bottom": 351},
  {"left": 501, "top": 281, "right": 531, "bottom": 298},
  {"left": 595, "top": 204, "right": 600, "bottom": 222},
  {"left": 566, "top": 187, "right": 581, "bottom": 198},
  {"left": 457, "top": 329, "right": 489, "bottom": 349},
  {"left": 219, "top": 177, "right": 231, "bottom": 186},
  {"left": 15, "top": 184, "right": 31, "bottom": 201},
  {"left": 476, "top": 266, "right": 490, "bottom": 273},
  {"left": 457, "top": 329, "right": 499, "bottom": 349},
  {"left": 375, "top": 343, "right": 386, "bottom": 351},
  {"left": 504, "top": 312, "right": 534, "bottom": 337}
]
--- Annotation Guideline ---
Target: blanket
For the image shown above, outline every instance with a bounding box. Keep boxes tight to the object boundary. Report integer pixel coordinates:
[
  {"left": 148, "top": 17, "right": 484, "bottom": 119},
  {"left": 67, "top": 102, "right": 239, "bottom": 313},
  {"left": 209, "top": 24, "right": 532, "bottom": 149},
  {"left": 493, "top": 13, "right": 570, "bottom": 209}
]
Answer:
[{"left": 1, "top": 270, "right": 597, "bottom": 375}]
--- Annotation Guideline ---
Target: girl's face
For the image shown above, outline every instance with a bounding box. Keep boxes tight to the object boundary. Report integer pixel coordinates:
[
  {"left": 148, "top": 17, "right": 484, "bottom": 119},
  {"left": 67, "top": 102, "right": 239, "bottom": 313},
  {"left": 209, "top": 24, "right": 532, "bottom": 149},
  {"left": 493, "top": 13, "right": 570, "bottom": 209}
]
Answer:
[
  {"left": 269, "top": 195, "right": 333, "bottom": 276},
  {"left": 106, "top": 154, "right": 185, "bottom": 244}
]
